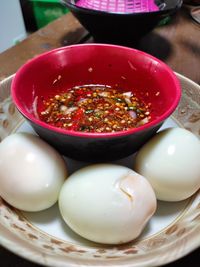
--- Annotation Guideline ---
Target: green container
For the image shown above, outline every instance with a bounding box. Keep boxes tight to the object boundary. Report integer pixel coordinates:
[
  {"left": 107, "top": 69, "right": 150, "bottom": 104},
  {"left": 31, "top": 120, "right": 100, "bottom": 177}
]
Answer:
[{"left": 31, "top": 0, "right": 69, "bottom": 29}]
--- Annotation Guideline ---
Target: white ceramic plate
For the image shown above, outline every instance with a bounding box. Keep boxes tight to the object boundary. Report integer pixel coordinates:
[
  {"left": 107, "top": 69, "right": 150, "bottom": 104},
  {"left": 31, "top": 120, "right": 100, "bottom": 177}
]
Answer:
[{"left": 0, "top": 73, "right": 199, "bottom": 267}]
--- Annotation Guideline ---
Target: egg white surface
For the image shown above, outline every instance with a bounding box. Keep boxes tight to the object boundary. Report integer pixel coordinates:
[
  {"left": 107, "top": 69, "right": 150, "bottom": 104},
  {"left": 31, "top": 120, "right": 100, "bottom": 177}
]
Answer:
[
  {"left": 0, "top": 133, "right": 67, "bottom": 211},
  {"left": 59, "top": 164, "right": 156, "bottom": 244},
  {"left": 135, "top": 128, "right": 200, "bottom": 201}
]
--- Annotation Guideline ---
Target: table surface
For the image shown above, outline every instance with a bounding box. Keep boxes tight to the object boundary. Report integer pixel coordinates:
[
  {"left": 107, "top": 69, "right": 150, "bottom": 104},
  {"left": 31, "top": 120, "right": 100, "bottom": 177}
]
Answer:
[{"left": 0, "top": 5, "right": 200, "bottom": 267}]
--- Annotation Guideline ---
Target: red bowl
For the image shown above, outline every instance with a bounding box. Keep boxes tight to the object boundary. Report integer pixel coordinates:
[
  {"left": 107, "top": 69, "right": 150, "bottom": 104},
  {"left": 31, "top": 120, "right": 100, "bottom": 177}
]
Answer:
[{"left": 11, "top": 44, "right": 181, "bottom": 161}]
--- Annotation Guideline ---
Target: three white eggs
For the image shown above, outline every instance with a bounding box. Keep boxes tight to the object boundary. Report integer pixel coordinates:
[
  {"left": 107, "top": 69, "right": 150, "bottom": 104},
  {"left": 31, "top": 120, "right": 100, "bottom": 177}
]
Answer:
[{"left": 0, "top": 127, "right": 199, "bottom": 244}]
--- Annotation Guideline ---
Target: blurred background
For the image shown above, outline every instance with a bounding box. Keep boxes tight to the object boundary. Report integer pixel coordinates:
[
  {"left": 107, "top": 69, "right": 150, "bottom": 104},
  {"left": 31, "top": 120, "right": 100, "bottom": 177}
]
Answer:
[
  {"left": 0, "top": 1, "right": 199, "bottom": 52},
  {"left": 0, "top": 0, "right": 69, "bottom": 53}
]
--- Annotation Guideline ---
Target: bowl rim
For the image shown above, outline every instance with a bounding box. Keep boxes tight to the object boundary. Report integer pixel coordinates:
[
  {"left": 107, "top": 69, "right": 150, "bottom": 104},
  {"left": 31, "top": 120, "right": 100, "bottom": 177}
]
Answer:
[
  {"left": 61, "top": 0, "right": 183, "bottom": 17},
  {"left": 11, "top": 43, "right": 181, "bottom": 139}
]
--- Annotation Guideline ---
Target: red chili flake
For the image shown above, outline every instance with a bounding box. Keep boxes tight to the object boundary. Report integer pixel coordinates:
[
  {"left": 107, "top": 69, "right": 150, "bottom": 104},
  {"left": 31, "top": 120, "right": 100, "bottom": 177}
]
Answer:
[{"left": 73, "top": 108, "right": 85, "bottom": 121}]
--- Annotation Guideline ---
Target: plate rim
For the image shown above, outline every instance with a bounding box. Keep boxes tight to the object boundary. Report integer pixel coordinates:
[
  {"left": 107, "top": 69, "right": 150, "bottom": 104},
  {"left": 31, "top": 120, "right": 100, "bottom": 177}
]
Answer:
[{"left": 0, "top": 73, "right": 200, "bottom": 267}]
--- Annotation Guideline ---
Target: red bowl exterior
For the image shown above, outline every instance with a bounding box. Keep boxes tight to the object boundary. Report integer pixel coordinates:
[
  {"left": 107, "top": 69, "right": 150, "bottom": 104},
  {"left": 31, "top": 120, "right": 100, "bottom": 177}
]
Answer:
[{"left": 11, "top": 44, "right": 181, "bottom": 161}]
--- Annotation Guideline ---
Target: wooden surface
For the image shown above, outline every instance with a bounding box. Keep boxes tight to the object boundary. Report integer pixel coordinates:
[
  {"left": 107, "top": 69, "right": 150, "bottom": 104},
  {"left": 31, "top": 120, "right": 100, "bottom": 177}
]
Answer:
[
  {"left": 139, "top": 5, "right": 200, "bottom": 84},
  {"left": 0, "top": 6, "right": 200, "bottom": 84},
  {"left": 0, "top": 5, "right": 200, "bottom": 267},
  {"left": 0, "top": 13, "right": 88, "bottom": 81}
]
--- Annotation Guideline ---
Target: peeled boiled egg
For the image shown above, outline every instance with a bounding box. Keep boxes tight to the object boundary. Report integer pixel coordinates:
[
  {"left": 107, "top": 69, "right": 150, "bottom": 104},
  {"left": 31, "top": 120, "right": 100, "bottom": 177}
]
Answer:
[
  {"left": 59, "top": 164, "right": 156, "bottom": 244},
  {"left": 134, "top": 128, "right": 200, "bottom": 201},
  {"left": 0, "top": 133, "right": 67, "bottom": 211}
]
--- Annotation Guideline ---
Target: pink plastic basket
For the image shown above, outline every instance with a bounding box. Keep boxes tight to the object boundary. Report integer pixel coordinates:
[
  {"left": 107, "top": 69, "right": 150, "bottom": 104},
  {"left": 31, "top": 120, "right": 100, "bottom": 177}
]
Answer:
[{"left": 76, "top": 0, "right": 159, "bottom": 13}]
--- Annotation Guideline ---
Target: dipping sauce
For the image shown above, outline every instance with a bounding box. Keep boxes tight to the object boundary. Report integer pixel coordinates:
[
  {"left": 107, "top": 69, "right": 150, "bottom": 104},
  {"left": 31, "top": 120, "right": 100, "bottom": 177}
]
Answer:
[{"left": 40, "top": 85, "right": 151, "bottom": 133}]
